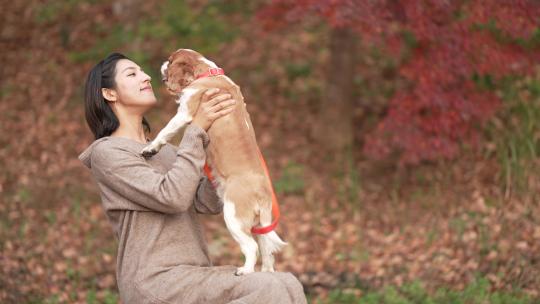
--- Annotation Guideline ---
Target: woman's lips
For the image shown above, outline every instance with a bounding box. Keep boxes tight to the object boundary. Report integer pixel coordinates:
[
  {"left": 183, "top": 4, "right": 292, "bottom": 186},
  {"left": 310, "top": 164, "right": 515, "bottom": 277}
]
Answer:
[{"left": 141, "top": 86, "right": 153, "bottom": 92}]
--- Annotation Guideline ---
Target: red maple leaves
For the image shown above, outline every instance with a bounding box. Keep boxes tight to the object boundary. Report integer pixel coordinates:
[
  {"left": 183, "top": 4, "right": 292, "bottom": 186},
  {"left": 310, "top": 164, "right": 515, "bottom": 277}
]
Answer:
[{"left": 258, "top": 0, "right": 540, "bottom": 164}]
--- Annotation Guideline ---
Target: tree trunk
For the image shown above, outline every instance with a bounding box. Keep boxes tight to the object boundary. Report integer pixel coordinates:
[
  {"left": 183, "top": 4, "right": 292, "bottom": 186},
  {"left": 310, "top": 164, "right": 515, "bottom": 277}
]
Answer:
[{"left": 313, "top": 27, "right": 357, "bottom": 161}]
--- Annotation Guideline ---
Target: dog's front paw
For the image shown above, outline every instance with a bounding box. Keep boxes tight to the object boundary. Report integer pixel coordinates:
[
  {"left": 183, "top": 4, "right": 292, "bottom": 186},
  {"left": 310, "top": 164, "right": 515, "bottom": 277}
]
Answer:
[
  {"left": 235, "top": 267, "right": 254, "bottom": 276},
  {"left": 141, "top": 143, "right": 162, "bottom": 158}
]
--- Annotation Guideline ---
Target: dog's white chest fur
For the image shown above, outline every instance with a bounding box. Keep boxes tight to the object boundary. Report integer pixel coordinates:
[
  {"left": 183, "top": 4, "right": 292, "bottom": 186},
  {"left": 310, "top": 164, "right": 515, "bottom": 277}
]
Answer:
[{"left": 175, "top": 88, "right": 199, "bottom": 122}]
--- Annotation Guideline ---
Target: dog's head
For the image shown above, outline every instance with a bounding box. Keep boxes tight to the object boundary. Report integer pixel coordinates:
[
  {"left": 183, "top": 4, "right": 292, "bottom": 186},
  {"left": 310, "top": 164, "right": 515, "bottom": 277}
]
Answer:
[{"left": 161, "top": 49, "right": 203, "bottom": 95}]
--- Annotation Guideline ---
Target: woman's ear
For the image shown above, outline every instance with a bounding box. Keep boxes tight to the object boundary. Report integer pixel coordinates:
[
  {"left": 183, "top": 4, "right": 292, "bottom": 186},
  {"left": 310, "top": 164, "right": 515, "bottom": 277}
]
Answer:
[{"left": 102, "top": 88, "right": 117, "bottom": 103}]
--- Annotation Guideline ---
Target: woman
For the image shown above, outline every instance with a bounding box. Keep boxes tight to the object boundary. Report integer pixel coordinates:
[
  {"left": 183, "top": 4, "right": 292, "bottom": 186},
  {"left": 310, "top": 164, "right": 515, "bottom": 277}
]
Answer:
[{"left": 78, "top": 53, "right": 307, "bottom": 303}]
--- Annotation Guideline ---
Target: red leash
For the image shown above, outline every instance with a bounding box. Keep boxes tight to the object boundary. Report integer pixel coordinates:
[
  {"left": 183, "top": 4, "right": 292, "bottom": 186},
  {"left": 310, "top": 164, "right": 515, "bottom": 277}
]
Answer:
[{"left": 203, "top": 148, "right": 280, "bottom": 235}]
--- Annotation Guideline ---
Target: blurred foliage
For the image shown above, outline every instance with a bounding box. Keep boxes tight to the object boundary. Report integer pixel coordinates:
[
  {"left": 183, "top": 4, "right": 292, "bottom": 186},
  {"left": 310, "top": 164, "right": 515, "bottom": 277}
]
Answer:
[
  {"left": 66, "top": 0, "right": 243, "bottom": 85},
  {"left": 274, "top": 161, "right": 305, "bottom": 195},
  {"left": 259, "top": 1, "right": 540, "bottom": 164}
]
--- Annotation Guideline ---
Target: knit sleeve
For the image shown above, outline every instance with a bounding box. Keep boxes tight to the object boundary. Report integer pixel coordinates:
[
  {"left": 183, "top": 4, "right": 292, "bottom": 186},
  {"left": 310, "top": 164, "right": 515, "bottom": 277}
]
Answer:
[
  {"left": 91, "top": 124, "right": 209, "bottom": 214},
  {"left": 193, "top": 177, "right": 223, "bottom": 214}
]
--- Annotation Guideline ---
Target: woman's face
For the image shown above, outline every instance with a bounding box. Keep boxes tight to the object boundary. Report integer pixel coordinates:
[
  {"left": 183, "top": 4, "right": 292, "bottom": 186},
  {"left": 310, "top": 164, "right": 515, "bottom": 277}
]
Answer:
[{"left": 108, "top": 59, "right": 157, "bottom": 109}]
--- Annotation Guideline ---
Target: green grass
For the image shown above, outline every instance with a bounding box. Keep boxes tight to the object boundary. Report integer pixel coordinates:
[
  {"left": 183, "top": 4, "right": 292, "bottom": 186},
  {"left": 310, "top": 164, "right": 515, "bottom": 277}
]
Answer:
[
  {"left": 85, "top": 289, "right": 118, "bottom": 304},
  {"left": 481, "top": 72, "right": 540, "bottom": 197},
  {"left": 25, "top": 289, "right": 118, "bottom": 304},
  {"left": 313, "top": 278, "right": 535, "bottom": 304}
]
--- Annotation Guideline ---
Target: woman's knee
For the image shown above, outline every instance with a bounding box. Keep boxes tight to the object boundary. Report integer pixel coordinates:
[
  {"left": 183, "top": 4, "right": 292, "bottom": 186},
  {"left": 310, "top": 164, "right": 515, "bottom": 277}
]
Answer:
[
  {"left": 274, "top": 272, "right": 305, "bottom": 292},
  {"left": 249, "top": 272, "right": 289, "bottom": 295},
  {"left": 238, "top": 272, "right": 306, "bottom": 304},
  {"left": 248, "top": 272, "right": 285, "bottom": 289},
  {"left": 253, "top": 272, "right": 306, "bottom": 303}
]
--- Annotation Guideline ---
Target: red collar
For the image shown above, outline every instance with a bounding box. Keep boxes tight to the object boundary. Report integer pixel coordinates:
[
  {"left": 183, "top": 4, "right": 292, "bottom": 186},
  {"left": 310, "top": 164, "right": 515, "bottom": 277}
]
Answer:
[{"left": 196, "top": 68, "right": 224, "bottom": 79}]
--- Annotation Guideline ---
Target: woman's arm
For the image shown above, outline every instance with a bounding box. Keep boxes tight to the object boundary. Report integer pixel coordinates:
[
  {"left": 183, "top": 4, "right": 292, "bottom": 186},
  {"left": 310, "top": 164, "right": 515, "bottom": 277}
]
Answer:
[
  {"left": 91, "top": 124, "right": 209, "bottom": 214},
  {"left": 193, "top": 177, "right": 223, "bottom": 214}
]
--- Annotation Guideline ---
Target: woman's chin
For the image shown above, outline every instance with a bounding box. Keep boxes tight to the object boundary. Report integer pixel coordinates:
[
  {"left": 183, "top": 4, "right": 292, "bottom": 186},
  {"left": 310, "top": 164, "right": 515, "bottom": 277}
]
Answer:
[{"left": 144, "top": 97, "right": 158, "bottom": 107}]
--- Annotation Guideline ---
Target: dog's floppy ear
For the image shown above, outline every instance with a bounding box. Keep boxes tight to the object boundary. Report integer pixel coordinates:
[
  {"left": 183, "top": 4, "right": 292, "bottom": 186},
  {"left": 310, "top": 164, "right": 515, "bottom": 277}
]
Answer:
[{"left": 166, "top": 61, "right": 195, "bottom": 94}]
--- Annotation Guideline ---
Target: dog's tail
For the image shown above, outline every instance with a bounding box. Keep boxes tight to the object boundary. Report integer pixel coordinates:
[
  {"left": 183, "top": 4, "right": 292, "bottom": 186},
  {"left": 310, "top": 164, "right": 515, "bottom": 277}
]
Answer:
[
  {"left": 257, "top": 231, "right": 287, "bottom": 255},
  {"left": 256, "top": 207, "right": 287, "bottom": 254}
]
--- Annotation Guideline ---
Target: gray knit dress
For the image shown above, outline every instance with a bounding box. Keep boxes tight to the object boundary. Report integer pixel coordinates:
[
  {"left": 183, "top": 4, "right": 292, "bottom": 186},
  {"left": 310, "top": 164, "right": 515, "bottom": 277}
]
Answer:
[{"left": 78, "top": 124, "right": 307, "bottom": 304}]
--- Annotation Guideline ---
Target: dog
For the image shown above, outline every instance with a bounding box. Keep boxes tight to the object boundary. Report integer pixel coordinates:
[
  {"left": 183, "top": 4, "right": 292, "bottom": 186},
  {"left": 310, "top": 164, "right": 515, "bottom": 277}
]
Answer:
[{"left": 140, "top": 49, "right": 286, "bottom": 275}]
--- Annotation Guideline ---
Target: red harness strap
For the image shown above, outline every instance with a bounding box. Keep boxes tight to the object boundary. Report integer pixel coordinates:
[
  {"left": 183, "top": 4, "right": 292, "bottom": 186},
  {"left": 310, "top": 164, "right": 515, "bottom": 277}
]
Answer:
[
  {"left": 203, "top": 148, "right": 280, "bottom": 235},
  {"left": 203, "top": 163, "right": 214, "bottom": 183},
  {"left": 250, "top": 148, "right": 280, "bottom": 234}
]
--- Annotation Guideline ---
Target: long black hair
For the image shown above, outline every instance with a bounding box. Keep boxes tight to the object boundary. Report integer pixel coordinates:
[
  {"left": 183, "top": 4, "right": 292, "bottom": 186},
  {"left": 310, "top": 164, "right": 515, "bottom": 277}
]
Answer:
[{"left": 84, "top": 52, "right": 151, "bottom": 139}]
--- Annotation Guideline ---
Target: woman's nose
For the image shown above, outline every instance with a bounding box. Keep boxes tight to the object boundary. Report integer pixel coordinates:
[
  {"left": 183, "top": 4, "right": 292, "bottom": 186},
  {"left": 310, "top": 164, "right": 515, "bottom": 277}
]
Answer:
[{"left": 141, "top": 71, "right": 151, "bottom": 82}]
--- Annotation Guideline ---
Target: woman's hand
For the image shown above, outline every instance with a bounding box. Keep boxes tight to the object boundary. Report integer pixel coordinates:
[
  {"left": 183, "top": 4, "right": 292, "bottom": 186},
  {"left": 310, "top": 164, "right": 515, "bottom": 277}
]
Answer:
[{"left": 192, "top": 88, "right": 236, "bottom": 131}]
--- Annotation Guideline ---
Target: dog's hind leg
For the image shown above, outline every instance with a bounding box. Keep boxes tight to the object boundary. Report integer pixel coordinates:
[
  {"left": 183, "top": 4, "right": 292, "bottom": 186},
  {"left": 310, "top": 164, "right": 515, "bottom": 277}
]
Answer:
[
  {"left": 257, "top": 207, "right": 274, "bottom": 272},
  {"left": 256, "top": 207, "right": 287, "bottom": 272},
  {"left": 223, "top": 199, "right": 258, "bottom": 275}
]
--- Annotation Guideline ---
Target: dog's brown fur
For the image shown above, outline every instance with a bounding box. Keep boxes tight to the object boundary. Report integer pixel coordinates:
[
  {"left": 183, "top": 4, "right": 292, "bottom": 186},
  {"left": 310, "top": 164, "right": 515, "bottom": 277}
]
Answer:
[
  {"left": 153, "top": 49, "right": 287, "bottom": 274},
  {"left": 163, "top": 50, "right": 272, "bottom": 233}
]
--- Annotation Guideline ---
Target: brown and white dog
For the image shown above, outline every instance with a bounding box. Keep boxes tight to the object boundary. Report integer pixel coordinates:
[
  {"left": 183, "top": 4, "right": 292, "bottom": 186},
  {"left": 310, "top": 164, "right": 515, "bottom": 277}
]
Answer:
[{"left": 141, "top": 49, "right": 286, "bottom": 275}]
